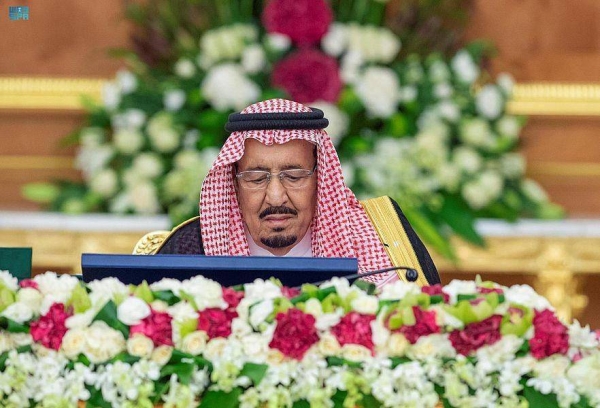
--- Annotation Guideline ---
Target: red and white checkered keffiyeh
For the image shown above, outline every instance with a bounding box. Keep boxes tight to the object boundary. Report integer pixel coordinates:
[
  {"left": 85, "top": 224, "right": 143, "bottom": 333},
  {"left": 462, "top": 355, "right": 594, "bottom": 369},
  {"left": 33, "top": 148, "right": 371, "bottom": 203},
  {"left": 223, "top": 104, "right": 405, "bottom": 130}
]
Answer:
[{"left": 200, "top": 99, "right": 394, "bottom": 281}]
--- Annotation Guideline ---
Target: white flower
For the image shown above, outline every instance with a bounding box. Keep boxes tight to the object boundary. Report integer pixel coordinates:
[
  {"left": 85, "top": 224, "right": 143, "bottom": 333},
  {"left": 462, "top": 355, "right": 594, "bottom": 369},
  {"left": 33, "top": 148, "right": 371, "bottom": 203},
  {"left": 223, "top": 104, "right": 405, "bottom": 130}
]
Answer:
[
  {"left": 89, "top": 169, "right": 118, "bottom": 198},
  {"left": 182, "top": 276, "right": 225, "bottom": 311},
  {"left": 459, "top": 118, "right": 495, "bottom": 149},
  {"left": 496, "top": 115, "right": 521, "bottom": 139},
  {"left": 475, "top": 335, "right": 523, "bottom": 374},
  {"left": 500, "top": 153, "right": 526, "bottom": 179},
  {"left": 451, "top": 50, "right": 480, "bottom": 84},
  {"left": 65, "top": 309, "right": 96, "bottom": 330},
  {"left": 132, "top": 153, "right": 164, "bottom": 178},
  {"left": 87, "top": 277, "right": 129, "bottom": 304},
  {"left": 505, "top": 284, "right": 553, "bottom": 310},
  {"left": 340, "top": 51, "right": 363, "bottom": 84},
  {"left": 0, "top": 332, "right": 15, "bottom": 354},
  {"left": 241, "top": 333, "right": 269, "bottom": 359},
  {"left": 201, "top": 63, "right": 260, "bottom": 112},
  {"left": 61, "top": 328, "right": 87, "bottom": 359},
  {"left": 34, "top": 272, "right": 79, "bottom": 310},
  {"left": 112, "top": 109, "right": 147, "bottom": 130},
  {"left": 321, "top": 23, "right": 347, "bottom": 57},
  {"left": 113, "top": 128, "right": 144, "bottom": 154},
  {"left": 437, "top": 101, "right": 460, "bottom": 122},
  {"left": 129, "top": 182, "right": 161, "bottom": 214},
  {"left": 83, "top": 321, "right": 126, "bottom": 364},
  {"left": 101, "top": 82, "right": 121, "bottom": 110},
  {"left": 310, "top": 101, "right": 348, "bottom": 145},
  {"left": 567, "top": 353, "right": 600, "bottom": 403},
  {"left": 476, "top": 84, "right": 504, "bottom": 119},
  {"left": 497, "top": 73, "right": 515, "bottom": 95},
  {"left": 443, "top": 280, "right": 477, "bottom": 304},
  {"left": 147, "top": 113, "right": 180, "bottom": 153},
  {"left": 568, "top": 321, "right": 599, "bottom": 358},
  {"left": 244, "top": 279, "right": 282, "bottom": 302},
  {"left": 479, "top": 170, "right": 504, "bottom": 201},
  {"left": 181, "top": 331, "right": 208, "bottom": 356},
  {"left": 265, "top": 33, "right": 291, "bottom": 52},
  {"left": 249, "top": 300, "right": 274, "bottom": 329},
  {"left": 355, "top": 66, "right": 401, "bottom": 118},
  {"left": 127, "top": 333, "right": 155, "bottom": 358},
  {"left": 341, "top": 344, "right": 372, "bottom": 362},
  {"left": 303, "top": 298, "right": 323, "bottom": 317},
  {"left": 150, "top": 278, "right": 183, "bottom": 293},
  {"left": 241, "top": 44, "right": 266, "bottom": 74},
  {"left": 0, "top": 270, "right": 18, "bottom": 291},
  {"left": 117, "top": 296, "right": 151, "bottom": 325},
  {"left": 16, "top": 287, "right": 42, "bottom": 314},
  {"left": 151, "top": 345, "right": 173, "bottom": 366},
  {"left": 407, "top": 334, "right": 456, "bottom": 361},
  {"left": 174, "top": 58, "right": 196, "bottom": 78},
  {"left": 345, "top": 24, "right": 400, "bottom": 63},
  {"left": 116, "top": 69, "right": 138, "bottom": 94},
  {"left": 164, "top": 89, "right": 186, "bottom": 111},
  {"left": 379, "top": 280, "right": 421, "bottom": 300},
  {"left": 75, "top": 144, "right": 114, "bottom": 181},
  {"left": 1, "top": 302, "right": 33, "bottom": 323},
  {"left": 453, "top": 146, "right": 482, "bottom": 174},
  {"left": 351, "top": 294, "right": 378, "bottom": 315},
  {"left": 315, "top": 312, "right": 342, "bottom": 332}
]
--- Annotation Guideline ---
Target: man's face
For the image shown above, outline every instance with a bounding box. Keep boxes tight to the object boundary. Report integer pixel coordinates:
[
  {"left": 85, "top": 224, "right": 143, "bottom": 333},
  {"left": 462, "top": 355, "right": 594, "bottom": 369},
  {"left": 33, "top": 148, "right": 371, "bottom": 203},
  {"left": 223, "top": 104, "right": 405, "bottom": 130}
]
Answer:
[{"left": 235, "top": 139, "right": 317, "bottom": 256}]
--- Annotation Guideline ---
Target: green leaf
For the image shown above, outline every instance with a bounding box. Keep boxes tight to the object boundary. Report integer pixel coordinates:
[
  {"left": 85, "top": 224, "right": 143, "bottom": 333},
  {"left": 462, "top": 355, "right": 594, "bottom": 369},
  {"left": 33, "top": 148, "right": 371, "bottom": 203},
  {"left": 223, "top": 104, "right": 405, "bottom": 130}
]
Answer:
[
  {"left": 93, "top": 300, "right": 129, "bottom": 338},
  {"left": 22, "top": 183, "right": 60, "bottom": 204},
  {"left": 160, "top": 362, "right": 194, "bottom": 384},
  {"left": 134, "top": 281, "right": 154, "bottom": 304},
  {"left": 402, "top": 207, "right": 457, "bottom": 261},
  {"left": 292, "top": 401, "right": 311, "bottom": 408},
  {"left": 0, "top": 317, "right": 30, "bottom": 333},
  {"left": 353, "top": 279, "right": 376, "bottom": 295},
  {"left": 0, "top": 351, "right": 8, "bottom": 371},
  {"left": 86, "top": 385, "right": 112, "bottom": 408},
  {"left": 108, "top": 352, "right": 140, "bottom": 365},
  {"left": 152, "top": 290, "right": 180, "bottom": 306},
  {"left": 332, "top": 390, "right": 349, "bottom": 408},
  {"left": 199, "top": 388, "right": 243, "bottom": 408},
  {"left": 240, "top": 363, "right": 268, "bottom": 386},
  {"left": 522, "top": 385, "right": 560, "bottom": 408},
  {"left": 390, "top": 356, "right": 412, "bottom": 368},
  {"left": 439, "top": 196, "right": 485, "bottom": 247},
  {"left": 326, "top": 356, "right": 362, "bottom": 369},
  {"left": 361, "top": 394, "right": 382, "bottom": 408},
  {"left": 68, "top": 283, "right": 92, "bottom": 314}
]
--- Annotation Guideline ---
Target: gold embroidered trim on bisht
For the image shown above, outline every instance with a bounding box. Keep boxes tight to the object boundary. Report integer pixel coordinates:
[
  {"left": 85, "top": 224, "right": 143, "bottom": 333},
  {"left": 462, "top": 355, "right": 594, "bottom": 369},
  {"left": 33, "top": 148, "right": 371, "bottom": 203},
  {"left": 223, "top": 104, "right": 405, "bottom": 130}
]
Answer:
[
  {"left": 133, "top": 216, "right": 200, "bottom": 255},
  {"left": 360, "top": 196, "right": 428, "bottom": 287}
]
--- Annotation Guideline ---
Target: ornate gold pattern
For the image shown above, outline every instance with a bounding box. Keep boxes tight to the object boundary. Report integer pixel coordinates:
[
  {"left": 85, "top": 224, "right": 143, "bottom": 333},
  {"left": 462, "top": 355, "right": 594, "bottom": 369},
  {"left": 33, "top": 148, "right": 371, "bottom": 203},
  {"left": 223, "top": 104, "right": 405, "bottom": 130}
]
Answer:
[
  {"left": 507, "top": 82, "right": 600, "bottom": 116},
  {"left": 0, "top": 77, "right": 104, "bottom": 110},
  {"left": 361, "top": 196, "right": 428, "bottom": 287},
  {"left": 132, "top": 231, "right": 171, "bottom": 255}
]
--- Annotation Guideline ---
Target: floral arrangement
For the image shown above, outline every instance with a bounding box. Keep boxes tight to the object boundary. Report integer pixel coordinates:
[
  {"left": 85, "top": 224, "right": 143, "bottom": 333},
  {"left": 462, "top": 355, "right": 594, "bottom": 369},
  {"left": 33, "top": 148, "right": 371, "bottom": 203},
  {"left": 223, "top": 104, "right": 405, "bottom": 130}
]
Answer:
[
  {"left": 1, "top": 270, "right": 599, "bottom": 407},
  {"left": 25, "top": 0, "right": 562, "bottom": 258}
]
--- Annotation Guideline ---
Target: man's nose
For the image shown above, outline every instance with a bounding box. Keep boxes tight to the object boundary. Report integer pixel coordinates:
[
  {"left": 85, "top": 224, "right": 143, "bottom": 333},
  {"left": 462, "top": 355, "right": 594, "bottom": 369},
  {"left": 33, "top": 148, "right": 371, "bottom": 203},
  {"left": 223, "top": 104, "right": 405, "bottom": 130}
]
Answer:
[{"left": 264, "top": 176, "right": 288, "bottom": 206}]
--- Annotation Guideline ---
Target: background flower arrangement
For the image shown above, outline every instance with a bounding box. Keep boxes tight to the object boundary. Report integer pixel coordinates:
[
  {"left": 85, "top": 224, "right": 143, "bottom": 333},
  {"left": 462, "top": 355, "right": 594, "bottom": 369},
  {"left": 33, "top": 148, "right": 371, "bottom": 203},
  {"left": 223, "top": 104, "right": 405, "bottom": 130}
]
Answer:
[
  {"left": 1, "top": 269, "right": 600, "bottom": 407},
  {"left": 25, "top": 0, "right": 563, "bottom": 258}
]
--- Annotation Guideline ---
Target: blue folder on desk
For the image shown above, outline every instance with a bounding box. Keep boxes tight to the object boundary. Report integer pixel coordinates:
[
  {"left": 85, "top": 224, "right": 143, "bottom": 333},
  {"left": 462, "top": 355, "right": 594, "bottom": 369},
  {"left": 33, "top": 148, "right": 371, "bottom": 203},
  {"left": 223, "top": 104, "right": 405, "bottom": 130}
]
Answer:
[{"left": 81, "top": 254, "right": 358, "bottom": 287}]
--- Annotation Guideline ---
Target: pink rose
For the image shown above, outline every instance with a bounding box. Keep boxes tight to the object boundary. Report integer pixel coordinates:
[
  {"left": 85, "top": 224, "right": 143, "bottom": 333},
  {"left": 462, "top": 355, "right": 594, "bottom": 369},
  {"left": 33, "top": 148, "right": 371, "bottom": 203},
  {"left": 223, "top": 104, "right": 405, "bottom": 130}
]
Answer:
[
  {"left": 130, "top": 309, "right": 173, "bottom": 346},
  {"left": 271, "top": 49, "right": 342, "bottom": 103},
  {"left": 222, "top": 287, "right": 244, "bottom": 311},
  {"left": 269, "top": 309, "right": 319, "bottom": 360},
  {"left": 529, "top": 309, "right": 569, "bottom": 359},
  {"left": 19, "top": 279, "right": 39, "bottom": 290},
  {"left": 397, "top": 307, "right": 440, "bottom": 344},
  {"left": 30, "top": 303, "right": 71, "bottom": 350},
  {"left": 198, "top": 308, "right": 235, "bottom": 340},
  {"left": 421, "top": 284, "right": 449, "bottom": 303},
  {"left": 281, "top": 286, "right": 301, "bottom": 299},
  {"left": 262, "top": 0, "right": 332, "bottom": 46},
  {"left": 449, "top": 315, "right": 503, "bottom": 355},
  {"left": 332, "top": 312, "right": 376, "bottom": 352}
]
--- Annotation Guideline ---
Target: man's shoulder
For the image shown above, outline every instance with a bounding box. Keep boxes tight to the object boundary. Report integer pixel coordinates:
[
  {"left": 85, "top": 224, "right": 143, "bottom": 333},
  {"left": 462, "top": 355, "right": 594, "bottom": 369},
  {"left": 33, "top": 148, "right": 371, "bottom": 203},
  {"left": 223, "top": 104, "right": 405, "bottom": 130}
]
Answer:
[{"left": 156, "top": 217, "right": 204, "bottom": 255}]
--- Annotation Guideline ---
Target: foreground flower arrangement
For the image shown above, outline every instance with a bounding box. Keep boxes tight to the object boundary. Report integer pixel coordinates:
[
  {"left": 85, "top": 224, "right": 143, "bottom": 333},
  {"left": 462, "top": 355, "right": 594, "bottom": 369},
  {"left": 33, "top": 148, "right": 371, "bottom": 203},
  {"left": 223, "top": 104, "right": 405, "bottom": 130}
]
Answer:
[{"left": 1, "top": 270, "right": 599, "bottom": 407}]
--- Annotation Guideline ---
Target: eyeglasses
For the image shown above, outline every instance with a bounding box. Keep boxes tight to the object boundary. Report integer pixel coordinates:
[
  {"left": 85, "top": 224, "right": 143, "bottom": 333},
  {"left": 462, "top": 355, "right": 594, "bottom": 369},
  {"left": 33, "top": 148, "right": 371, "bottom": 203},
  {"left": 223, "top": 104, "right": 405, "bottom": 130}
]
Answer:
[{"left": 236, "top": 164, "right": 317, "bottom": 190}]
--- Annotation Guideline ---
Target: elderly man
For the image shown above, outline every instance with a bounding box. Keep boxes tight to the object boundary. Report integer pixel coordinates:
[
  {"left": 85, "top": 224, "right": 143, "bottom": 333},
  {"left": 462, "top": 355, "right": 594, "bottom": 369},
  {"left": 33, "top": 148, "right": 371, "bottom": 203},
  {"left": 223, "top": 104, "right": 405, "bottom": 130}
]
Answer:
[{"left": 155, "top": 99, "right": 440, "bottom": 286}]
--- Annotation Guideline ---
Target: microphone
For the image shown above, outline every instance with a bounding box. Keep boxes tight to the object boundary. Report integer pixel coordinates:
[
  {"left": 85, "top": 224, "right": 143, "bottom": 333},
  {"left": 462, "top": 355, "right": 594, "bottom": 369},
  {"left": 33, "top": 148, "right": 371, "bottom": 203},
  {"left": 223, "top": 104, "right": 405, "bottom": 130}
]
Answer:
[{"left": 301, "top": 266, "right": 419, "bottom": 288}]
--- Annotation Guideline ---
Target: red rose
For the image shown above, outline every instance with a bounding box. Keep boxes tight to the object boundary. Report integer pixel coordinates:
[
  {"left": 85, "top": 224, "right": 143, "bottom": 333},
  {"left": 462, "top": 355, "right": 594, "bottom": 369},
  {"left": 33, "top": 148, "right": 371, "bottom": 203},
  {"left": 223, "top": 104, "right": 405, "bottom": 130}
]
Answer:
[
  {"left": 30, "top": 303, "right": 71, "bottom": 350},
  {"left": 331, "top": 312, "right": 376, "bottom": 352},
  {"left": 397, "top": 307, "right": 440, "bottom": 344},
  {"left": 529, "top": 309, "right": 569, "bottom": 359},
  {"left": 262, "top": 0, "right": 332, "bottom": 46},
  {"left": 269, "top": 308, "right": 319, "bottom": 360},
  {"left": 271, "top": 49, "right": 342, "bottom": 103},
  {"left": 222, "top": 287, "right": 244, "bottom": 311},
  {"left": 19, "top": 279, "right": 39, "bottom": 290},
  {"left": 281, "top": 286, "right": 301, "bottom": 299},
  {"left": 421, "top": 284, "right": 449, "bottom": 303},
  {"left": 130, "top": 309, "right": 173, "bottom": 347},
  {"left": 198, "top": 308, "right": 235, "bottom": 340},
  {"left": 449, "top": 315, "right": 503, "bottom": 355}
]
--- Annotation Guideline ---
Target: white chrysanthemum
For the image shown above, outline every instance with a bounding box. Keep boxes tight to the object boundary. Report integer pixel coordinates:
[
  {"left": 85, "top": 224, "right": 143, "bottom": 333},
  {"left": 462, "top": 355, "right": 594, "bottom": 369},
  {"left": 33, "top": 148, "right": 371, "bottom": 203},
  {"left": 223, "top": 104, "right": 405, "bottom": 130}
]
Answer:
[
  {"left": 265, "top": 33, "right": 291, "bottom": 52},
  {"left": 321, "top": 23, "right": 347, "bottom": 57},
  {"left": 202, "top": 63, "right": 261, "bottom": 112},
  {"left": 113, "top": 128, "right": 144, "bottom": 154},
  {"left": 0, "top": 270, "right": 18, "bottom": 291},
  {"left": 521, "top": 179, "right": 549, "bottom": 203},
  {"left": 355, "top": 66, "right": 401, "bottom": 118},
  {"left": 567, "top": 353, "right": 600, "bottom": 405},
  {"left": 379, "top": 280, "right": 421, "bottom": 300},
  {"left": 505, "top": 284, "right": 553, "bottom": 310},
  {"left": 174, "top": 58, "right": 196, "bottom": 78},
  {"left": 164, "top": 89, "right": 186, "bottom": 111},
  {"left": 568, "top": 320, "right": 599, "bottom": 359},
  {"left": 451, "top": 50, "right": 480, "bottom": 84},
  {"left": 132, "top": 153, "right": 164, "bottom": 179},
  {"left": 89, "top": 168, "right": 118, "bottom": 198},
  {"left": 244, "top": 279, "right": 282, "bottom": 302},
  {"left": 87, "top": 277, "right": 129, "bottom": 304},
  {"left": 476, "top": 84, "right": 504, "bottom": 119},
  {"left": 310, "top": 101, "right": 349, "bottom": 146},
  {"left": 241, "top": 44, "right": 266, "bottom": 74},
  {"left": 117, "top": 296, "right": 151, "bottom": 325},
  {"left": 34, "top": 272, "right": 80, "bottom": 312}
]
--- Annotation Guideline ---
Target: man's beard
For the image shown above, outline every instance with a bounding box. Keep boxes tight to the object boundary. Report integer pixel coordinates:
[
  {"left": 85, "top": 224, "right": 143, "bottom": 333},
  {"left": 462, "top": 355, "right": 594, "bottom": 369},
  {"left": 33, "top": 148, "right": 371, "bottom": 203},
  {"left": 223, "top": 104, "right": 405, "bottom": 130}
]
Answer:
[{"left": 261, "top": 233, "right": 297, "bottom": 249}]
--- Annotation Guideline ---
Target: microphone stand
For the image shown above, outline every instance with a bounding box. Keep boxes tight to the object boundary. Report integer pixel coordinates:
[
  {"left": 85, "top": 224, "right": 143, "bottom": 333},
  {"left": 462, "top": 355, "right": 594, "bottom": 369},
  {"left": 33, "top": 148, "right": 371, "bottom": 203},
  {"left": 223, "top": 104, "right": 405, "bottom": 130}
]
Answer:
[{"left": 300, "top": 266, "right": 419, "bottom": 289}]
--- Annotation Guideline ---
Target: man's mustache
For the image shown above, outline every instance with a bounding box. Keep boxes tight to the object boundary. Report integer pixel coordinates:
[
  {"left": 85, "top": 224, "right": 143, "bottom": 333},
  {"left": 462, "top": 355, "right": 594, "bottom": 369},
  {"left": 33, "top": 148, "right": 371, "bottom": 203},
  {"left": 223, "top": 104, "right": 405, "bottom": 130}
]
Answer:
[{"left": 259, "top": 206, "right": 298, "bottom": 219}]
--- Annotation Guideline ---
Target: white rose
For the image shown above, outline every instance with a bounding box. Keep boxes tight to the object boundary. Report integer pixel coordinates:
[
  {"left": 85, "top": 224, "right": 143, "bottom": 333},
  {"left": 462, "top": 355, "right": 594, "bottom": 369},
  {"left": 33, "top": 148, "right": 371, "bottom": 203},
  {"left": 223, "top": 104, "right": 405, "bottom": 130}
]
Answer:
[
  {"left": 443, "top": 280, "right": 478, "bottom": 304},
  {"left": 164, "top": 89, "right": 186, "bottom": 112},
  {"left": 451, "top": 50, "right": 480, "bottom": 84},
  {"left": 407, "top": 334, "right": 456, "bottom": 361},
  {"left": 174, "top": 59, "right": 196, "bottom": 78},
  {"left": 89, "top": 169, "right": 118, "bottom": 198},
  {"left": 204, "top": 338, "right": 228, "bottom": 360},
  {"left": 310, "top": 101, "right": 348, "bottom": 146},
  {"left": 150, "top": 278, "right": 183, "bottom": 294},
  {"left": 242, "top": 333, "right": 268, "bottom": 358},
  {"left": 34, "top": 272, "right": 79, "bottom": 303},
  {"left": 16, "top": 287, "right": 42, "bottom": 313},
  {"left": 315, "top": 312, "right": 342, "bottom": 332},
  {"left": 151, "top": 345, "right": 173, "bottom": 366},
  {"left": 202, "top": 64, "right": 260, "bottom": 112},
  {"left": 117, "top": 296, "right": 151, "bottom": 325},
  {"left": 0, "top": 270, "right": 18, "bottom": 291},
  {"left": 318, "top": 333, "right": 342, "bottom": 356},
  {"left": 386, "top": 333, "right": 410, "bottom": 356},
  {"left": 133, "top": 153, "right": 164, "bottom": 178},
  {"left": 127, "top": 333, "right": 155, "bottom": 358},
  {"left": 1, "top": 302, "right": 33, "bottom": 323},
  {"left": 116, "top": 69, "right": 137, "bottom": 94},
  {"left": 167, "top": 301, "right": 198, "bottom": 323},
  {"left": 83, "top": 321, "right": 126, "bottom": 364},
  {"left": 351, "top": 295, "right": 378, "bottom": 315},
  {"left": 476, "top": 84, "right": 504, "bottom": 119},
  {"left": 181, "top": 331, "right": 208, "bottom": 356},
  {"left": 342, "top": 344, "right": 372, "bottom": 362},
  {"left": 249, "top": 300, "right": 274, "bottom": 329},
  {"left": 113, "top": 128, "right": 144, "bottom": 154},
  {"left": 322, "top": 23, "right": 348, "bottom": 57},
  {"left": 61, "top": 328, "right": 87, "bottom": 359},
  {"left": 241, "top": 45, "right": 266, "bottom": 74},
  {"left": 355, "top": 66, "right": 401, "bottom": 118},
  {"left": 265, "top": 33, "right": 291, "bottom": 52},
  {"left": 65, "top": 309, "right": 96, "bottom": 330}
]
